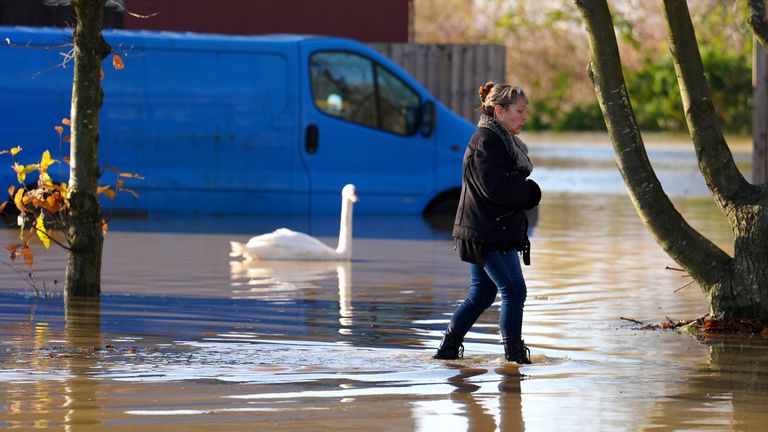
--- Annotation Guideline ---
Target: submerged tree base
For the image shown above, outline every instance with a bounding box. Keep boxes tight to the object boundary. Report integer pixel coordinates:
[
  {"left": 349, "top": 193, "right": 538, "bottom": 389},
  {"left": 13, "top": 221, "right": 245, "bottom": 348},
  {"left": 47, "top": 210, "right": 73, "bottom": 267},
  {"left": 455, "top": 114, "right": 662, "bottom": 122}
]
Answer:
[{"left": 624, "top": 315, "right": 768, "bottom": 339}]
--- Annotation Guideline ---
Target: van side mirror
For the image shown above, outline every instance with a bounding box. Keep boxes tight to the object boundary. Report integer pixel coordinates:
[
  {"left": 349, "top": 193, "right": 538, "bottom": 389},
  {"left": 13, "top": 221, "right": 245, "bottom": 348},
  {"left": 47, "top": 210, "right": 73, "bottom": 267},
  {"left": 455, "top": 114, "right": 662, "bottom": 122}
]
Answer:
[{"left": 420, "top": 101, "right": 435, "bottom": 137}]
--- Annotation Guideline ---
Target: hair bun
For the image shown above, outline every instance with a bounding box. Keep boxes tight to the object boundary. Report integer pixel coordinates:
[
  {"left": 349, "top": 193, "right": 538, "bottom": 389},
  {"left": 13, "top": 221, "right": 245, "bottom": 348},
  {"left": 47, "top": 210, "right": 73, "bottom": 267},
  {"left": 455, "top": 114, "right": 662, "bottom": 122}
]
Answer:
[{"left": 478, "top": 81, "right": 494, "bottom": 103}]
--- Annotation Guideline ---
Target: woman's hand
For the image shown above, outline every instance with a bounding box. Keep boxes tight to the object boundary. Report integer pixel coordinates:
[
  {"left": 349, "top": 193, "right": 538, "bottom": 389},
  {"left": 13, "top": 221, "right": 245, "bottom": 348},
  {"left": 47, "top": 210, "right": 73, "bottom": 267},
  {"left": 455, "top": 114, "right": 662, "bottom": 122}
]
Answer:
[{"left": 525, "top": 179, "right": 541, "bottom": 210}]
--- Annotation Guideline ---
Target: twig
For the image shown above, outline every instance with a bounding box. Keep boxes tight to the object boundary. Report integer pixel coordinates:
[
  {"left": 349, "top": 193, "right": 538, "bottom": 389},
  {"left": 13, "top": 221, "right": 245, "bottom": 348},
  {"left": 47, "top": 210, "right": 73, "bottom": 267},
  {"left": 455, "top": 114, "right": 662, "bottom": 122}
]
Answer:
[
  {"left": 33, "top": 225, "right": 71, "bottom": 251},
  {"left": 665, "top": 266, "right": 685, "bottom": 272},
  {"left": 125, "top": 10, "right": 159, "bottom": 19},
  {"left": 0, "top": 260, "right": 37, "bottom": 291},
  {"left": 105, "top": 1, "right": 160, "bottom": 19},
  {"left": 620, "top": 316, "right": 645, "bottom": 324},
  {"left": 673, "top": 279, "right": 696, "bottom": 293}
]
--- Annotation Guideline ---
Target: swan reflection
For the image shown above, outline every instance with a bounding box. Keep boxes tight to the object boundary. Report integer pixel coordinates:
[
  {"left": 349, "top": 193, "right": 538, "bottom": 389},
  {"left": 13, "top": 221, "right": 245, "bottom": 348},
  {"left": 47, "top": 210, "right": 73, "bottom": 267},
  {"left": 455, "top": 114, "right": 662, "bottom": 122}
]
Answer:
[{"left": 229, "top": 260, "right": 352, "bottom": 331}]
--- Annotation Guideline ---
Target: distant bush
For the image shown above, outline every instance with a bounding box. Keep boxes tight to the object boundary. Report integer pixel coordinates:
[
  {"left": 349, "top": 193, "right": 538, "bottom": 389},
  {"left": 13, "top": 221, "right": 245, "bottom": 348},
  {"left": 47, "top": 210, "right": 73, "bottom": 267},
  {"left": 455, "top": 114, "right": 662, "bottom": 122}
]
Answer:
[{"left": 527, "top": 47, "right": 751, "bottom": 133}]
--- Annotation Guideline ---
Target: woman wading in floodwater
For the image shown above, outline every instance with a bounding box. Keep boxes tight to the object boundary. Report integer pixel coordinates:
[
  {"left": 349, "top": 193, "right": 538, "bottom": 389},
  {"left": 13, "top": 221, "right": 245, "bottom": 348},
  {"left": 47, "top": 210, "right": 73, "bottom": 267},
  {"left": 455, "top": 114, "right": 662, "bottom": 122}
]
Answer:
[{"left": 435, "top": 82, "right": 541, "bottom": 364}]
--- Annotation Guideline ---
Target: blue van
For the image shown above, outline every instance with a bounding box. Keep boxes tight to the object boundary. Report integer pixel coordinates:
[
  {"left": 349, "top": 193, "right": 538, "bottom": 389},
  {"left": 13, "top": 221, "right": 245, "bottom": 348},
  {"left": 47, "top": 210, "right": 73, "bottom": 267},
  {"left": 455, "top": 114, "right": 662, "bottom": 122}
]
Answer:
[{"left": 0, "top": 26, "right": 473, "bottom": 215}]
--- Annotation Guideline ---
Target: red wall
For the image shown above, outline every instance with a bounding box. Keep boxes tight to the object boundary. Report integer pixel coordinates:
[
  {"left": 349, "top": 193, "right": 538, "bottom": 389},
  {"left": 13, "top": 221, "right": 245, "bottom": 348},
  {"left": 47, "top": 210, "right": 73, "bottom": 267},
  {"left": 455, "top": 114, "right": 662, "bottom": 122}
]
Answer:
[{"left": 123, "top": 0, "right": 411, "bottom": 42}]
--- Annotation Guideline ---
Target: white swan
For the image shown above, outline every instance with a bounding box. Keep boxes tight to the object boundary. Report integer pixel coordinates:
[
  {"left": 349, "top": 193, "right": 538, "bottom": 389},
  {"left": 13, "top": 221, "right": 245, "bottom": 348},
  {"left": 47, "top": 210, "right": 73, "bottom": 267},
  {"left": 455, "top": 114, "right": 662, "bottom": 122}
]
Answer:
[{"left": 229, "top": 184, "right": 358, "bottom": 261}]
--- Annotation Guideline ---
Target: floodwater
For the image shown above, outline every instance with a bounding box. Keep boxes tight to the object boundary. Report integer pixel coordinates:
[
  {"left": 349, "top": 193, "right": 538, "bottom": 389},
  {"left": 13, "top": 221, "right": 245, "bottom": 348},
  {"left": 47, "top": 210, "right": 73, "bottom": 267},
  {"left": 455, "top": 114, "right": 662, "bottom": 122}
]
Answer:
[{"left": 2, "top": 133, "right": 768, "bottom": 431}]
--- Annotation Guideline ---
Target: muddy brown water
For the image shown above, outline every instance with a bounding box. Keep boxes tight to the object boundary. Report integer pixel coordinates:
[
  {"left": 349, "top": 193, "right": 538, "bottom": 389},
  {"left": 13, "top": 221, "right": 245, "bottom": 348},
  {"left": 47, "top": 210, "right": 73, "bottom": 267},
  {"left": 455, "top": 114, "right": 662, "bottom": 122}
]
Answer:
[{"left": 2, "top": 133, "right": 768, "bottom": 431}]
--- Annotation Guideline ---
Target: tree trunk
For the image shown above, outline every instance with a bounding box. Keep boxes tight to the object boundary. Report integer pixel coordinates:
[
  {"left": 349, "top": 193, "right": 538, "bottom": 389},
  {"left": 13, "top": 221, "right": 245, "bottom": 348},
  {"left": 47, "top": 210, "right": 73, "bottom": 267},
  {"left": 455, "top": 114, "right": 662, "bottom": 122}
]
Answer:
[
  {"left": 65, "top": 0, "right": 110, "bottom": 298},
  {"left": 574, "top": 0, "right": 768, "bottom": 319},
  {"left": 661, "top": 0, "right": 768, "bottom": 318}
]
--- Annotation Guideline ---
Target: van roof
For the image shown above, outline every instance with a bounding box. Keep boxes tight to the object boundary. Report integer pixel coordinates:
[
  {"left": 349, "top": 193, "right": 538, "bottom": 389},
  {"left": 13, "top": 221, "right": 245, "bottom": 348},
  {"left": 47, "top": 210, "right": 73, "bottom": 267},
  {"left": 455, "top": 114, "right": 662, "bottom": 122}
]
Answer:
[{"left": 1, "top": 26, "right": 352, "bottom": 49}]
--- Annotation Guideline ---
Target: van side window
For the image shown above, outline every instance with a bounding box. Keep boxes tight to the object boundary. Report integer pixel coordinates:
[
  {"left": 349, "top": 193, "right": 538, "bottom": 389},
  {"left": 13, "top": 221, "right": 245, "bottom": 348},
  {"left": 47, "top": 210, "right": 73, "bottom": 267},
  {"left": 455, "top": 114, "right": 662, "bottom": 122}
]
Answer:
[
  {"left": 310, "top": 52, "right": 421, "bottom": 136},
  {"left": 310, "top": 52, "right": 378, "bottom": 129},
  {"left": 375, "top": 65, "right": 420, "bottom": 135}
]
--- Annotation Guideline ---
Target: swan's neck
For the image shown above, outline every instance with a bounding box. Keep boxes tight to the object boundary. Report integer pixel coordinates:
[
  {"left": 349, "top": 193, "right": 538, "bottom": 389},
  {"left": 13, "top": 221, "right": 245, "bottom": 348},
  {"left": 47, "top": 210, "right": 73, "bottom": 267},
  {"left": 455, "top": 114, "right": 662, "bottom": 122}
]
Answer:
[{"left": 335, "top": 198, "right": 353, "bottom": 258}]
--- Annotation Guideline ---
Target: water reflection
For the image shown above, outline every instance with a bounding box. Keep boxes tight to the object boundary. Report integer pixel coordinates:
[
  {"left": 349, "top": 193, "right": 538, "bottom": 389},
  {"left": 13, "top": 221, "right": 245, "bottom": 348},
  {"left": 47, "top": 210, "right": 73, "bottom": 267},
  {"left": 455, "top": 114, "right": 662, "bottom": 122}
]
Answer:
[
  {"left": 2, "top": 310, "right": 59, "bottom": 429},
  {"left": 229, "top": 260, "right": 353, "bottom": 332},
  {"left": 639, "top": 340, "right": 768, "bottom": 431},
  {"left": 63, "top": 298, "right": 101, "bottom": 431},
  {"left": 496, "top": 367, "right": 525, "bottom": 432},
  {"left": 446, "top": 367, "right": 525, "bottom": 432}
]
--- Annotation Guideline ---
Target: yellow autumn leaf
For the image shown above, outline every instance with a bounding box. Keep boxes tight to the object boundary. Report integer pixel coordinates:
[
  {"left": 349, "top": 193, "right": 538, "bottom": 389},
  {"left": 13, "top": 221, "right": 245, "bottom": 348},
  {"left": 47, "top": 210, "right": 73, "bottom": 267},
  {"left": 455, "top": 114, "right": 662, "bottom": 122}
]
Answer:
[
  {"left": 0, "top": 146, "right": 22, "bottom": 157},
  {"left": 13, "top": 188, "right": 24, "bottom": 212},
  {"left": 39, "top": 150, "right": 57, "bottom": 173},
  {"left": 54, "top": 125, "right": 64, "bottom": 135},
  {"left": 8, "top": 185, "right": 14, "bottom": 197},
  {"left": 59, "top": 181, "right": 69, "bottom": 199},
  {"left": 39, "top": 172, "right": 53, "bottom": 189},
  {"left": 35, "top": 214, "right": 50, "bottom": 249},
  {"left": 12, "top": 162, "right": 25, "bottom": 183},
  {"left": 96, "top": 185, "right": 112, "bottom": 195},
  {"left": 104, "top": 189, "right": 116, "bottom": 201},
  {"left": 13, "top": 163, "right": 38, "bottom": 184},
  {"left": 119, "top": 172, "right": 145, "bottom": 179},
  {"left": 62, "top": 118, "right": 71, "bottom": 126}
]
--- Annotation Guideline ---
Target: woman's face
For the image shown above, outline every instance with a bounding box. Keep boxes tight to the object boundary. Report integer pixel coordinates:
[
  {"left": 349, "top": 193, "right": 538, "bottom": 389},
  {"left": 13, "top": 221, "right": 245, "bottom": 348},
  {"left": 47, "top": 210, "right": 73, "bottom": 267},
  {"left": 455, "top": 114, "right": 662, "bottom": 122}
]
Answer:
[{"left": 494, "top": 100, "right": 528, "bottom": 135}]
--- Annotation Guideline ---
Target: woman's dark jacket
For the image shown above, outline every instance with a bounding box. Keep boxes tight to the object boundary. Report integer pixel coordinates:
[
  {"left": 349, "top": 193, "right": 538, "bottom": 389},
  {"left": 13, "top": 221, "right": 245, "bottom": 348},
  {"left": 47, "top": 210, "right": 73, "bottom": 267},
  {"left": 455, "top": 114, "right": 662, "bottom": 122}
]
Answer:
[{"left": 452, "top": 127, "right": 541, "bottom": 264}]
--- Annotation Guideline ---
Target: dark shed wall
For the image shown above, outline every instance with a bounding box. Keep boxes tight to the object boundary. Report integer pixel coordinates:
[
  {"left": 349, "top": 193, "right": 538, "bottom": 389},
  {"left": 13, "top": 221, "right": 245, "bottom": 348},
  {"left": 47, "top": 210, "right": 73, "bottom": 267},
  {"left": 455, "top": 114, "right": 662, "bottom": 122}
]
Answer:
[{"left": 123, "top": 0, "right": 411, "bottom": 42}]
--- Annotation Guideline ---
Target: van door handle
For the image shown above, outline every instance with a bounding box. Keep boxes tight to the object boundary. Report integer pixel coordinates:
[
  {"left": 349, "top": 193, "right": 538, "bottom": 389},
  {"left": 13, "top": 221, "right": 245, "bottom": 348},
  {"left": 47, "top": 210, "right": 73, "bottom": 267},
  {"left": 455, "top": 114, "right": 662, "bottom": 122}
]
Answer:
[{"left": 305, "top": 124, "right": 319, "bottom": 154}]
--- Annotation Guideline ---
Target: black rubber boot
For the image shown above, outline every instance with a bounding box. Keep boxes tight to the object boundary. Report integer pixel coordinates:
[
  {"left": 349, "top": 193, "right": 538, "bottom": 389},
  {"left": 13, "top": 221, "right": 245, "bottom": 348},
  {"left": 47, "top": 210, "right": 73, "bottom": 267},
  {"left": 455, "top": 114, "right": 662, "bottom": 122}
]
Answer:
[
  {"left": 433, "top": 331, "right": 464, "bottom": 360},
  {"left": 503, "top": 339, "right": 532, "bottom": 364}
]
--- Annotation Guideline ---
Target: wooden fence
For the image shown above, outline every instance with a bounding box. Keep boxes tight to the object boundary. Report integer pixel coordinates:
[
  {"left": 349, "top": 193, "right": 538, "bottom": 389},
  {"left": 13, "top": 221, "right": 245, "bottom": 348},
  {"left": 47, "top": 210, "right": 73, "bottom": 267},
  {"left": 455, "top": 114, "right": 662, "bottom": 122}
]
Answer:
[{"left": 370, "top": 43, "right": 506, "bottom": 123}]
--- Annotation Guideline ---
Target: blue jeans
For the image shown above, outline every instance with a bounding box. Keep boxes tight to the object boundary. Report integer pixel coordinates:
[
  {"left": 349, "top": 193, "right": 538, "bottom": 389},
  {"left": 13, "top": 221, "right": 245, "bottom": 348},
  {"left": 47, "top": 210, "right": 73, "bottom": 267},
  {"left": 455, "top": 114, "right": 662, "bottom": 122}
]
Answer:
[{"left": 447, "top": 250, "right": 527, "bottom": 342}]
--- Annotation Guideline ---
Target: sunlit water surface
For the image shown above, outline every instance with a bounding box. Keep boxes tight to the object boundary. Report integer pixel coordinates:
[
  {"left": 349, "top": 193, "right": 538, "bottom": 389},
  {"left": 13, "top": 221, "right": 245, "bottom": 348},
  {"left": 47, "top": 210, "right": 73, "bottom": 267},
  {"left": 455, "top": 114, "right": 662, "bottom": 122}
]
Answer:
[{"left": 2, "top": 133, "right": 767, "bottom": 431}]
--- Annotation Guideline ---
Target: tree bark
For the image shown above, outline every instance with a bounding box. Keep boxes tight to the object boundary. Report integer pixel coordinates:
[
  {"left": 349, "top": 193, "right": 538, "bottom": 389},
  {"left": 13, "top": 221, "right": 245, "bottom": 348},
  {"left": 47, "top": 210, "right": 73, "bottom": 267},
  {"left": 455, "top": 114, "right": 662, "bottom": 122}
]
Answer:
[
  {"left": 746, "top": 0, "right": 768, "bottom": 52},
  {"left": 65, "top": 0, "right": 110, "bottom": 298},
  {"left": 574, "top": 0, "right": 742, "bottom": 316}
]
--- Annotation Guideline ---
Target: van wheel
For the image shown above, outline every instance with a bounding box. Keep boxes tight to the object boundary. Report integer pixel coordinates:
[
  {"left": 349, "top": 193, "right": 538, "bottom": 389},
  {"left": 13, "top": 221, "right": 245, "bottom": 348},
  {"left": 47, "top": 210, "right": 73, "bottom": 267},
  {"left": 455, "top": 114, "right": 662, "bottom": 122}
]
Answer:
[
  {"left": 422, "top": 190, "right": 460, "bottom": 216},
  {"left": 422, "top": 190, "right": 460, "bottom": 233}
]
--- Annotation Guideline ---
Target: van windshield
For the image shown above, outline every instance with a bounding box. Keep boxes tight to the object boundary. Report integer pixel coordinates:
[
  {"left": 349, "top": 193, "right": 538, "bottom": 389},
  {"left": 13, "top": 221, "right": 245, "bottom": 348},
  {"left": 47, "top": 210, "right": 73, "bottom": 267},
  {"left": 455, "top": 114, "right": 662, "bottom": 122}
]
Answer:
[{"left": 310, "top": 51, "right": 421, "bottom": 135}]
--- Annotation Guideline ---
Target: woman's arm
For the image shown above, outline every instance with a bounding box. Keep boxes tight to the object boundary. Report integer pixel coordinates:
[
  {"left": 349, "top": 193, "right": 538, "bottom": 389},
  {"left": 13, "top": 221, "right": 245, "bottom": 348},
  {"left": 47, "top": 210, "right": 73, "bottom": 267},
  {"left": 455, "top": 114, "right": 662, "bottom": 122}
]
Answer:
[{"left": 471, "top": 136, "right": 538, "bottom": 209}]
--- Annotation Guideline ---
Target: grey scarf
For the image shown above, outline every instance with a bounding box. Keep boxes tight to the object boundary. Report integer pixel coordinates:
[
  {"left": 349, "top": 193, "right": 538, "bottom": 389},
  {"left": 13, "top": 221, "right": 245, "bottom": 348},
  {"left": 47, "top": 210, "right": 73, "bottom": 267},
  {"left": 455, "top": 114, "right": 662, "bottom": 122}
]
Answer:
[{"left": 477, "top": 114, "right": 533, "bottom": 174}]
